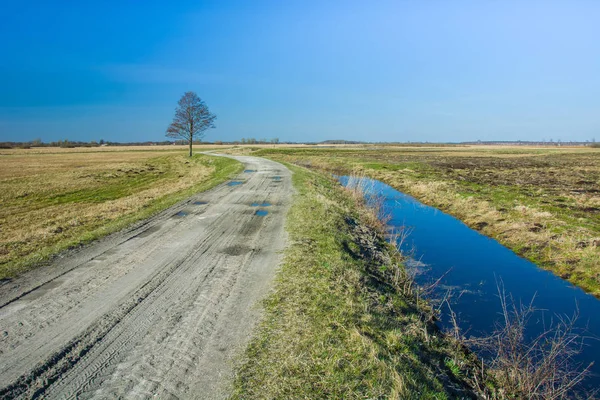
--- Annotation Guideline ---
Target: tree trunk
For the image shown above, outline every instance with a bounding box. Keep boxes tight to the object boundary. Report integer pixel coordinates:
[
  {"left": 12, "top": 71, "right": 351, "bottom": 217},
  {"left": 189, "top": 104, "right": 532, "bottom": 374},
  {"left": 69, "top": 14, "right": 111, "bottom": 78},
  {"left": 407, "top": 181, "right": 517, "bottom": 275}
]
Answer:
[{"left": 189, "top": 121, "right": 194, "bottom": 157}]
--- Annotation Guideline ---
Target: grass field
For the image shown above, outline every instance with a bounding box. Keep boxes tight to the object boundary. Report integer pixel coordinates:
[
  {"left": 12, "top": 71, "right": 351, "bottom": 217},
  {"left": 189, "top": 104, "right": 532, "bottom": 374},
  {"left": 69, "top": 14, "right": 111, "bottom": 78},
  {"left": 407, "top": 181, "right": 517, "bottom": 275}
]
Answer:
[
  {"left": 0, "top": 147, "right": 242, "bottom": 279},
  {"left": 247, "top": 146, "right": 600, "bottom": 297},
  {"left": 233, "top": 164, "right": 482, "bottom": 399},
  {"left": 0, "top": 145, "right": 220, "bottom": 155}
]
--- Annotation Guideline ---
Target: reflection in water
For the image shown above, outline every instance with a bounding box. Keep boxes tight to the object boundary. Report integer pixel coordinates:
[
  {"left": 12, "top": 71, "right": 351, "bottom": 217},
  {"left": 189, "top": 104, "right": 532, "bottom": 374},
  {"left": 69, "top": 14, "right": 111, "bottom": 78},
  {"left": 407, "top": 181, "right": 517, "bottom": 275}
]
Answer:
[{"left": 339, "top": 176, "right": 600, "bottom": 390}]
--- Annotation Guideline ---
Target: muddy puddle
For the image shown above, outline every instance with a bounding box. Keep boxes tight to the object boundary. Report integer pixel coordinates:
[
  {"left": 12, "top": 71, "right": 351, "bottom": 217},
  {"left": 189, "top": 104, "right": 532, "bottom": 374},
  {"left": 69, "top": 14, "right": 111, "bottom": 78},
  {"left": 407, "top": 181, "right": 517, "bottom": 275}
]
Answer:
[{"left": 221, "top": 245, "right": 252, "bottom": 256}]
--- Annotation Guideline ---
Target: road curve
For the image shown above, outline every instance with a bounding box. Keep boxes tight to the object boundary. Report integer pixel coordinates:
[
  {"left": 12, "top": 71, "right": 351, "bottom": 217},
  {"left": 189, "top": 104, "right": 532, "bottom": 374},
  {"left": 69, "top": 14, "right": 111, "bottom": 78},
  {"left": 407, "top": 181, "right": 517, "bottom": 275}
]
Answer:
[{"left": 0, "top": 155, "right": 292, "bottom": 399}]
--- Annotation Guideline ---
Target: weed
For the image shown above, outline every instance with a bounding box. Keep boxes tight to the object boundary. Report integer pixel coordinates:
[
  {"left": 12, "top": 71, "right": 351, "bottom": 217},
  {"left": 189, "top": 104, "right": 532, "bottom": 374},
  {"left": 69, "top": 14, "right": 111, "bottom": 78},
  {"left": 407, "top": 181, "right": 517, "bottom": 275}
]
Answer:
[
  {"left": 459, "top": 286, "right": 593, "bottom": 398},
  {"left": 444, "top": 357, "right": 464, "bottom": 379},
  {"left": 232, "top": 164, "right": 479, "bottom": 399},
  {"left": 252, "top": 146, "right": 600, "bottom": 297}
]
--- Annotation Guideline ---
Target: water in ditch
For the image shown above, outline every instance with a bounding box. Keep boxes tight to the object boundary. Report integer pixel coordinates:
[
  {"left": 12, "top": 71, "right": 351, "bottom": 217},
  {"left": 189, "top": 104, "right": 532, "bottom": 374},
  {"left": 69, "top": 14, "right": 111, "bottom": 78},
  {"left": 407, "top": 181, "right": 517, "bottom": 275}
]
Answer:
[{"left": 339, "top": 176, "right": 600, "bottom": 391}]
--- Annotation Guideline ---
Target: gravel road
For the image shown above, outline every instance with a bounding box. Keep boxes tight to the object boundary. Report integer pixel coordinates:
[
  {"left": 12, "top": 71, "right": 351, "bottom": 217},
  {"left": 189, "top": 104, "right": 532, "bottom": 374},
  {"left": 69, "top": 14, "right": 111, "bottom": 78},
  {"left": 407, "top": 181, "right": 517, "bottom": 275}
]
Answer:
[{"left": 0, "top": 155, "right": 292, "bottom": 399}]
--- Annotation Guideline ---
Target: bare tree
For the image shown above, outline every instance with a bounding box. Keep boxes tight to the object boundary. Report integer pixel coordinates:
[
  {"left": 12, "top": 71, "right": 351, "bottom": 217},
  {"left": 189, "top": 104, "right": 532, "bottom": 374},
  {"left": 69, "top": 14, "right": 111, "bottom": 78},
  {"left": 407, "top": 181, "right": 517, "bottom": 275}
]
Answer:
[{"left": 166, "top": 91, "right": 216, "bottom": 157}]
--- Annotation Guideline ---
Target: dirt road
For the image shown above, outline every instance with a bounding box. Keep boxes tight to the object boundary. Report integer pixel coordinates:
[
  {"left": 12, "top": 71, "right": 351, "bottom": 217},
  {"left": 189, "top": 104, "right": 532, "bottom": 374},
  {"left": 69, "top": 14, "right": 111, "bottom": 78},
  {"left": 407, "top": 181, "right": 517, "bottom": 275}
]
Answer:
[{"left": 0, "top": 155, "right": 292, "bottom": 399}]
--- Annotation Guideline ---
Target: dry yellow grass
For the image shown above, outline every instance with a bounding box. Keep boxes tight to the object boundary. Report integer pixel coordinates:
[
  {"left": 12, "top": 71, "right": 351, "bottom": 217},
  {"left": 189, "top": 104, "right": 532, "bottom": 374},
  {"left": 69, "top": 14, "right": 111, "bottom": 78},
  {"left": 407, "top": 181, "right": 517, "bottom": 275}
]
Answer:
[
  {"left": 252, "top": 145, "right": 600, "bottom": 297},
  {"left": 0, "top": 144, "right": 218, "bottom": 155},
  {"left": 0, "top": 148, "right": 241, "bottom": 278}
]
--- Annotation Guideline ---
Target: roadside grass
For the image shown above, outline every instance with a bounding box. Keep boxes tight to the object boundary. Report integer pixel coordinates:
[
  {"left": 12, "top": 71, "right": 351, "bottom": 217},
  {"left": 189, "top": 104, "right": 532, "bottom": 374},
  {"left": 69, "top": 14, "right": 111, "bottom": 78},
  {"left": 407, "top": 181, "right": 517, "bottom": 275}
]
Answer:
[
  {"left": 232, "top": 164, "right": 480, "bottom": 399},
  {"left": 253, "top": 147, "right": 600, "bottom": 298},
  {"left": 0, "top": 151, "right": 242, "bottom": 279}
]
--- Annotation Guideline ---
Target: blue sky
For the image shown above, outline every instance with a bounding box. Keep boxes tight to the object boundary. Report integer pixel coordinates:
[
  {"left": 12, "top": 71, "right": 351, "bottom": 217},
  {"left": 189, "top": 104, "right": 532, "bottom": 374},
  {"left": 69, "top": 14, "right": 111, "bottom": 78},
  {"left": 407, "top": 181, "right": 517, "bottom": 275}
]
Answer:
[{"left": 1, "top": 0, "right": 599, "bottom": 143}]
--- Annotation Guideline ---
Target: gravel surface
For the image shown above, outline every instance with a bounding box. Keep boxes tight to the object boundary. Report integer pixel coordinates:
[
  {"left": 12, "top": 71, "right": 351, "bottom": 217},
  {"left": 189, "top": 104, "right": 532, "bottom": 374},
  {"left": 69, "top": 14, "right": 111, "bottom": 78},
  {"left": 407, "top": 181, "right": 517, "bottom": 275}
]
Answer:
[{"left": 0, "top": 155, "right": 292, "bottom": 399}]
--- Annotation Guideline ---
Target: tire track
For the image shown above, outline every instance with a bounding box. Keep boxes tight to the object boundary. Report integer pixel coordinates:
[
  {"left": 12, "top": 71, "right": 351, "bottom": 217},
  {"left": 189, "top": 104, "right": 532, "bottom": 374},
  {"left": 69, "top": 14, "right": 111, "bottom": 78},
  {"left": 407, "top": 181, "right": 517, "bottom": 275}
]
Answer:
[{"left": 0, "top": 155, "right": 292, "bottom": 399}]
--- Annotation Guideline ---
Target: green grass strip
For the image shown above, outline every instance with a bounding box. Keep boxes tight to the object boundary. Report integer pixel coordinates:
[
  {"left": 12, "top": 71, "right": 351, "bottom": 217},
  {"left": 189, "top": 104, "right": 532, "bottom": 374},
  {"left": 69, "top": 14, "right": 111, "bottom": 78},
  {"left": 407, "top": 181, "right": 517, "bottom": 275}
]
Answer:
[
  {"left": 232, "top": 164, "right": 477, "bottom": 399},
  {"left": 2, "top": 154, "right": 242, "bottom": 279}
]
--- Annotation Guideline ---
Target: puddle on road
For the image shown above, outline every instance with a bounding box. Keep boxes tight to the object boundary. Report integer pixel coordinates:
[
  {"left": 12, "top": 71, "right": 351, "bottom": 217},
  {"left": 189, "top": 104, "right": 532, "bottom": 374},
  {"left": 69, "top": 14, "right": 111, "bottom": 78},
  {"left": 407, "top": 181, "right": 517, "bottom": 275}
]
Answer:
[
  {"left": 272, "top": 176, "right": 281, "bottom": 181},
  {"left": 251, "top": 202, "right": 271, "bottom": 207},
  {"left": 228, "top": 181, "right": 244, "bottom": 186},
  {"left": 173, "top": 211, "right": 189, "bottom": 218},
  {"left": 193, "top": 201, "right": 207, "bottom": 205},
  {"left": 255, "top": 210, "right": 269, "bottom": 216},
  {"left": 244, "top": 169, "right": 256, "bottom": 173}
]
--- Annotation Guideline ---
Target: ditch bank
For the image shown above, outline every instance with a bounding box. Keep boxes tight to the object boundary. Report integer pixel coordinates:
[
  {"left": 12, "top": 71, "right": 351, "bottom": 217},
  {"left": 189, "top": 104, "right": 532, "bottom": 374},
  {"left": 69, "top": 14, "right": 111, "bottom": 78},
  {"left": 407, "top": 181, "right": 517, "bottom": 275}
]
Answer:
[
  {"left": 339, "top": 175, "right": 599, "bottom": 397},
  {"left": 232, "top": 165, "right": 484, "bottom": 399}
]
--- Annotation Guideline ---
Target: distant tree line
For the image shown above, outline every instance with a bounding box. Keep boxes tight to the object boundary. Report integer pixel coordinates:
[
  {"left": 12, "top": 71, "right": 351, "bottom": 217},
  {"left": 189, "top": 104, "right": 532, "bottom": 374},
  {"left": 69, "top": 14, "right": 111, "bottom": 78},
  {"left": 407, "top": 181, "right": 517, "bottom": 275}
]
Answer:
[
  {"left": 2, "top": 138, "right": 598, "bottom": 149},
  {"left": 320, "top": 140, "right": 363, "bottom": 144},
  {"left": 462, "top": 139, "right": 597, "bottom": 147},
  {"left": 238, "top": 138, "right": 280, "bottom": 144},
  {"left": 0, "top": 139, "right": 178, "bottom": 149},
  {"left": 0, "top": 138, "right": 287, "bottom": 149}
]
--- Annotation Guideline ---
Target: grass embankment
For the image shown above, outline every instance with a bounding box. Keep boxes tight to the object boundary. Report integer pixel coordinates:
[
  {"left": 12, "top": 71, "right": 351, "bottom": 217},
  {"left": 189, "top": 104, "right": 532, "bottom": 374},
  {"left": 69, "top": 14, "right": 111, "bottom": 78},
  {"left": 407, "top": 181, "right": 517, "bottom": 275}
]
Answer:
[
  {"left": 0, "top": 150, "right": 242, "bottom": 279},
  {"left": 253, "top": 147, "right": 600, "bottom": 298},
  {"left": 233, "top": 165, "right": 480, "bottom": 399}
]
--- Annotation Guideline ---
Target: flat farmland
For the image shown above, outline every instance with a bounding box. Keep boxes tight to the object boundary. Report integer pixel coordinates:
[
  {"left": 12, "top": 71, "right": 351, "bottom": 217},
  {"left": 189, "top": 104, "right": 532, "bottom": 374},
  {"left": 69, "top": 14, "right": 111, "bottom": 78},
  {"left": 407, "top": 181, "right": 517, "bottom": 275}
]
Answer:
[
  {"left": 0, "top": 147, "right": 241, "bottom": 278},
  {"left": 253, "top": 146, "right": 600, "bottom": 297}
]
